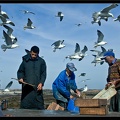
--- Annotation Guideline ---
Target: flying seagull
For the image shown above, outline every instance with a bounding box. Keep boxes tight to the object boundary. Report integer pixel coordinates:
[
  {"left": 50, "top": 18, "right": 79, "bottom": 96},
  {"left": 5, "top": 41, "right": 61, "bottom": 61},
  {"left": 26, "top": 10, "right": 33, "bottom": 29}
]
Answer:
[
  {"left": 51, "top": 40, "right": 65, "bottom": 52},
  {"left": 4, "top": 81, "right": 13, "bottom": 92},
  {"left": 94, "top": 30, "right": 107, "bottom": 48},
  {"left": 81, "top": 79, "right": 90, "bottom": 83},
  {"left": 78, "top": 73, "right": 86, "bottom": 77},
  {"left": 24, "top": 18, "right": 36, "bottom": 30},
  {"left": 20, "top": 10, "right": 35, "bottom": 15},
  {"left": 55, "top": 11, "right": 64, "bottom": 21},
  {"left": 0, "top": 15, "right": 15, "bottom": 26},
  {"left": 1, "top": 30, "right": 19, "bottom": 51},
  {"left": 3, "top": 25, "right": 17, "bottom": 44},
  {"left": 92, "top": 3, "right": 118, "bottom": 21},
  {"left": 79, "top": 85, "right": 88, "bottom": 92},
  {"left": 75, "top": 23, "right": 82, "bottom": 26}
]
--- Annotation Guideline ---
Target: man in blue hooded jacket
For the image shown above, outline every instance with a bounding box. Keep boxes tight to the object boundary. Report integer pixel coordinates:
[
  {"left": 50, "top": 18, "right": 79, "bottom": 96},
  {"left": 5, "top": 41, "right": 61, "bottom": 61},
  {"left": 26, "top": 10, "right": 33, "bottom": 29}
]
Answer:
[{"left": 52, "top": 62, "right": 80, "bottom": 110}]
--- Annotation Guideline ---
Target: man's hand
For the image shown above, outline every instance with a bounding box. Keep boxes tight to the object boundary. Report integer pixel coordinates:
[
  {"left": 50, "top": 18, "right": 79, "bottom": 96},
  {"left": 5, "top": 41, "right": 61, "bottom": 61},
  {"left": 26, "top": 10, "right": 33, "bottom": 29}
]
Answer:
[
  {"left": 37, "top": 83, "right": 43, "bottom": 91},
  {"left": 18, "top": 78, "right": 24, "bottom": 84}
]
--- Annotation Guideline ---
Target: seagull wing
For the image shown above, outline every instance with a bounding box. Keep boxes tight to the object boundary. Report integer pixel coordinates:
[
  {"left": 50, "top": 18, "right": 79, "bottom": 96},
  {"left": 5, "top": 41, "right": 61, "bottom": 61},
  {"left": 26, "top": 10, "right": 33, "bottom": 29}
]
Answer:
[
  {"left": 0, "top": 15, "right": 6, "bottom": 22},
  {"left": 97, "top": 30, "right": 104, "bottom": 42},
  {"left": 75, "top": 43, "right": 80, "bottom": 53},
  {"left": 29, "top": 11, "right": 35, "bottom": 15},
  {"left": 3, "top": 30, "right": 12, "bottom": 45},
  {"left": 51, "top": 40, "right": 60, "bottom": 46},
  {"left": 101, "top": 46, "right": 106, "bottom": 53},
  {"left": 81, "top": 45, "right": 88, "bottom": 53},
  {"left": 27, "top": 18, "right": 32, "bottom": 26},
  {"left": 58, "top": 12, "right": 62, "bottom": 16},
  {"left": 4, "top": 81, "right": 13, "bottom": 89},
  {"left": 101, "top": 3, "right": 118, "bottom": 13},
  {"left": 3, "top": 25, "right": 13, "bottom": 35}
]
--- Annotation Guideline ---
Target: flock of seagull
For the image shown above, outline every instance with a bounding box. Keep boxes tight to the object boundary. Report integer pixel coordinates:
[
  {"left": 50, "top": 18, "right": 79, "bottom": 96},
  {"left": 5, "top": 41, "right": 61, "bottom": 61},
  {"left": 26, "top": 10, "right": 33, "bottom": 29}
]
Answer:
[{"left": 0, "top": 3, "right": 120, "bottom": 91}]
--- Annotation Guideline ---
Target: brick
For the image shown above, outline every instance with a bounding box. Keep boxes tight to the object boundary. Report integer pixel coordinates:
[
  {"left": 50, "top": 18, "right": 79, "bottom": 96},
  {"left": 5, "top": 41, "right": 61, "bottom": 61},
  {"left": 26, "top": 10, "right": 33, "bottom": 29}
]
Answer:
[{"left": 47, "top": 102, "right": 64, "bottom": 111}]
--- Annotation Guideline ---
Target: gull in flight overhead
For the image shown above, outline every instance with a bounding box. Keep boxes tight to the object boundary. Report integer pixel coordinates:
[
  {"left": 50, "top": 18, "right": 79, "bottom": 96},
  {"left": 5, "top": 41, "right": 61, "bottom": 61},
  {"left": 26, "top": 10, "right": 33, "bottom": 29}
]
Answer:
[
  {"left": 78, "top": 73, "right": 86, "bottom": 77},
  {"left": 92, "top": 3, "right": 118, "bottom": 21},
  {"left": 24, "top": 18, "right": 36, "bottom": 30},
  {"left": 91, "top": 46, "right": 106, "bottom": 66},
  {"left": 51, "top": 40, "right": 65, "bottom": 52},
  {"left": 81, "top": 79, "right": 90, "bottom": 83},
  {"left": 113, "top": 15, "right": 120, "bottom": 22},
  {"left": 75, "top": 23, "right": 82, "bottom": 26},
  {"left": 20, "top": 10, "right": 35, "bottom": 15},
  {"left": 79, "top": 85, "right": 88, "bottom": 92},
  {"left": 65, "top": 43, "right": 88, "bottom": 61},
  {"left": 55, "top": 11, "right": 64, "bottom": 21},
  {"left": 0, "top": 15, "right": 15, "bottom": 26},
  {"left": 3, "top": 81, "right": 13, "bottom": 92},
  {"left": 3, "top": 25, "right": 17, "bottom": 44},
  {"left": 94, "top": 30, "right": 107, "bottom": 48},
  {"left": 1, "top": 30, "right": 19, "bottom": 52},
  {"left": 0, "top": 5, "right": 9, "bottom": 19}
]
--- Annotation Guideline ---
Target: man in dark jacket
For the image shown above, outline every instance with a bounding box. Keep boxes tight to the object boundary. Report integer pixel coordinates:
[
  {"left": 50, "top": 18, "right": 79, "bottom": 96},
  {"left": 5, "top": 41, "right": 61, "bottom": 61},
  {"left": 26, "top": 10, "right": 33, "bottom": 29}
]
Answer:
[{"left": 17, "top": 46, "right": 47, "bottom": 110}]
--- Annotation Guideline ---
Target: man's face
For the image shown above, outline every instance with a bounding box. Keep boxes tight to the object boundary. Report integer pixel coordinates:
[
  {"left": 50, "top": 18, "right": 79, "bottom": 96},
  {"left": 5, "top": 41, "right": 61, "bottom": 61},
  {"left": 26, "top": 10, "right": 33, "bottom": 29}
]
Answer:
[
  {"left": 104, "top": 56, "right": 113, "bottom": 65},
  {"left": 30, "top": 51, "right": 38, "bottom": 59}
]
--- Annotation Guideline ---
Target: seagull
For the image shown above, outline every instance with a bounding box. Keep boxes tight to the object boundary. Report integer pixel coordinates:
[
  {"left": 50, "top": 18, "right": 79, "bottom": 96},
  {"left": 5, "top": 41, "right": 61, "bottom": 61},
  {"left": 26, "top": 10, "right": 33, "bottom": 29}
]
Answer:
[
  {"left": 20, "top": 10, "right": 35, "bottom": 15},
  {"left": 51, "top": 40, "right": 65, "bottom": 52},
  {"left": 113, "top": 15, "right": 120, "bottom": 22},
  {"left": 24, "top": 18, "right": 36, "bottom": 30},
  {"left": 65, "top": 43, "right": 88, "bottom": 61},
  {"left": 78, "top": 73, "right": 86, "bottom": 77},
  {"left": 3, "top": 25, "right": 17, "bottom": 44},
  {"left": 94, "top": 30, "right": 107, "bottom": 48},
  {"left": 65, "top": 43, "right": 81, "bottom": 61},
  {"left": 0, "top": 5, "right": 9, "bottom": 19},
  {"left": 3, "top": 81, "right": 13, "bottom": 92},
  {"left": 79, "top": 85, "right": 88, "bottom": 92},
  {"left": 55, "top": 11, "right": 64, "bottom": 21},
  {"left": 75, "top": 23, "right": 82, "bottom": 26},
  {"left": 1, "top": 30, "right": 19, "bottom": 52},
  {"left": 81, "top": 79, "right": 90, "bottom": 83},
  {"left": 93, "top": 3, "right": 118, "bottom": 21},
  {"left": 0, "top": 15, "right": 15, "bottom": 26}
]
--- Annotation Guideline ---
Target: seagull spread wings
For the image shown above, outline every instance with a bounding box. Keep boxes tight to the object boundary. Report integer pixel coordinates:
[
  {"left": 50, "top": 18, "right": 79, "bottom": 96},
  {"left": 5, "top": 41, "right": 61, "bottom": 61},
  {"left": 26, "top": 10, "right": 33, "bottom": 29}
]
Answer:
[
  {"left": 101, "top": 3, "right": 118, "bottom": 13},
  {"left": 97, "top": 30, "right": 104, "bottom": 43}
]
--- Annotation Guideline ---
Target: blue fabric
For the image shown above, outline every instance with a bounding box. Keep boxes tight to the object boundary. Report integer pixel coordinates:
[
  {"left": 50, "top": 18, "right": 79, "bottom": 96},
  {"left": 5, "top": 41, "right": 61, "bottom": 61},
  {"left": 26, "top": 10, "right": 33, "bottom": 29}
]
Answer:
[{"left": 52, "top": 70, "right": 77, "bottom": 102}]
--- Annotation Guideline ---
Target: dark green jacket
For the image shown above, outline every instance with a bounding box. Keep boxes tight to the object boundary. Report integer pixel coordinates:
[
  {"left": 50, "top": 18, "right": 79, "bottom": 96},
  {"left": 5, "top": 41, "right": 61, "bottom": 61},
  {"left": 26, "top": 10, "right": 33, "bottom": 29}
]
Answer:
[
  {"left": 17, "top": 54, "right": 47, "bottom": 86},
  {"left": 17, "top": 54, "right": 47, "bottom": 109}
]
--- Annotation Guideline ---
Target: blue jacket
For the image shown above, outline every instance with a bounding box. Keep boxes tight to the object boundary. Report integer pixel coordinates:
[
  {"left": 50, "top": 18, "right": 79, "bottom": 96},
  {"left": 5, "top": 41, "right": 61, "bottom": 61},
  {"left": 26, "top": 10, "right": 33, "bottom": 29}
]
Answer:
[{"left": 52, "top": 70, "right": 77, "bottom": 103}]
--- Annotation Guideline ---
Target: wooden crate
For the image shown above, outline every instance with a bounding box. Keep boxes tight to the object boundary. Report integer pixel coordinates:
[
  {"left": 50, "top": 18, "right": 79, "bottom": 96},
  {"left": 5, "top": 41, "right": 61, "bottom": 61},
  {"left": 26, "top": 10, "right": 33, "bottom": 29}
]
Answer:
[
  {"left": 75, "top": 98, "right": 107, "bottom": 107},
  {"left": 80, "top": 106, "right": 108, "bottom": 115},
  {"left": 92, "top": 84, "right": 117, "bottom": 100}
]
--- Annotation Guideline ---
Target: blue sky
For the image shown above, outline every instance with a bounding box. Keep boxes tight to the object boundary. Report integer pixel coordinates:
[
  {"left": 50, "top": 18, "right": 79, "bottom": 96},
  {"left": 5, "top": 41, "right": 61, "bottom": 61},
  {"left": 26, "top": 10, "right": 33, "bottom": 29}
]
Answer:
[{"left": 0, "top": 3, "right": 120, "bottom": 90}]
